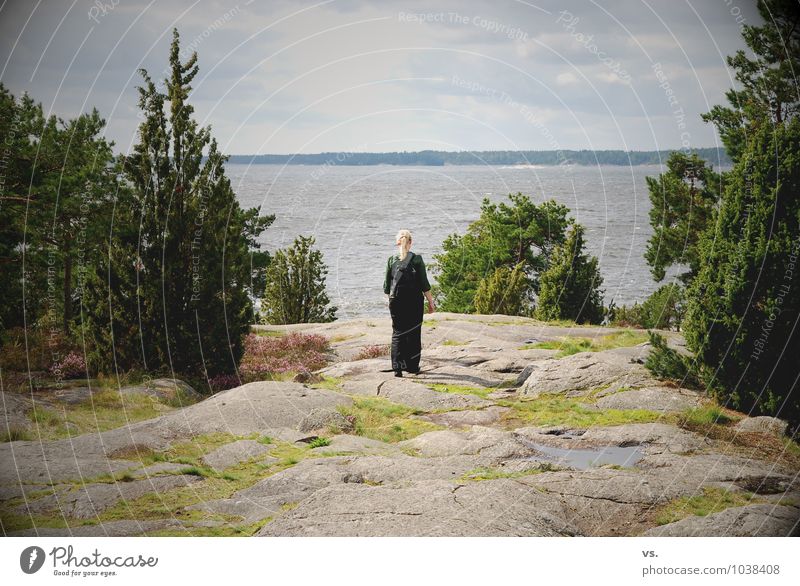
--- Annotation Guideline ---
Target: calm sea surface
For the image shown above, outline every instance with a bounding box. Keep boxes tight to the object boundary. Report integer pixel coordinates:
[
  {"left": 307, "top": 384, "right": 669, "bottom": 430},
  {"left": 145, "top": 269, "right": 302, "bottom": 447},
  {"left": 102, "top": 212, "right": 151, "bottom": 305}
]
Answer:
[{"left": 227, "top": 163, "right": 680, "bottom": 319}]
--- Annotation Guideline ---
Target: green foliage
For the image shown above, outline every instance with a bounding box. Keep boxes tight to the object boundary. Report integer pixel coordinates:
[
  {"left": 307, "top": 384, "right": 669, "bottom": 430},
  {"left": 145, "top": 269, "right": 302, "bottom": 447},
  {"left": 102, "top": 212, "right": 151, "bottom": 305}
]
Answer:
[
  {"left": 683, "top": 118, "right": 800, "bottom": 422},
  {"left": 609, "top": 285, "right": 685, "bottom": 330},
  {"left": 639, "top": 284, "right": 685, "bottom": 330},
  {"left": 432, "top": 193, "right": 570, "bottom": 314},
  {"left": 473, "top": 262, "right": 528, "bottom": 316},
  {"left": 81, "top": 29, "right": 272, "bottom": 381},
  {"left": 644, "top": 332, "right": 699, "bottom": 388},
  {"left": 260, "top": 234, "right": 337, "bottom": 324},
  {"left": 0, "top": 84, "right": 118, "bottom": 337},
  {"left": 308, "top": 437, "right": 331, "bottom": 448},
  {"left": 534, "top": 223, "right": 605, "bottom": 324},
  {"left": 645, "top": 152, "right": 721, "bottom": 284},
  {"left": 700, "top": 0, "right": 800, "bottom": 161}
]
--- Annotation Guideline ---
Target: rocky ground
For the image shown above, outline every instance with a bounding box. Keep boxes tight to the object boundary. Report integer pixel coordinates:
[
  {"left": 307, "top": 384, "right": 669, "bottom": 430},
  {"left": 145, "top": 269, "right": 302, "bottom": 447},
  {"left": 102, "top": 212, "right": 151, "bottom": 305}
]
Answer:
[{"left": 2, "top": 312, "right": 798, "bottom": 536}]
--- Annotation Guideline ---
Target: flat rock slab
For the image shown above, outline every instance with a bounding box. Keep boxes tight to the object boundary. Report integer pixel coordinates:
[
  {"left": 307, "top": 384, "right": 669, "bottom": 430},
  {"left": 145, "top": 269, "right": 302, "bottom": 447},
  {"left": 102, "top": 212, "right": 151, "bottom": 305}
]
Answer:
[
  {"left": 0, "top": 391, "right": 38, "bottom": 433},
  {"left": 418, "top": 406, "right": 511, "bottom": 428},
  {"left": 377, "top": 378, "right": 491, "bottom": 412},
  {"left": 310, "top": 434, "right": 399, "bottom": 456},
  {"left": 257, "top": 478, "right": 581, "bottom": 536},
  {"left": 642, "top": 504, "right": 800, "bottom": 536},
  {"left": 190, "top": 453, "right": 485, "bottom": 524},
  {"left": 201, "top": 439, "right": 276, "bottom": 472},
  {"left": 0, "top": 381, "right": 349, "bottom": 485},
  {"left": 520, "top": 351, "right": 659, "bottom": 398},
  {"left": 595, "top": 386, "right": 704, "bottom": 413},
  {"left": 16, "top": 474, "right": 202, "bottom": 520},
  {"left": 399, "top": 427, "right": 532, "bottom": 460}
]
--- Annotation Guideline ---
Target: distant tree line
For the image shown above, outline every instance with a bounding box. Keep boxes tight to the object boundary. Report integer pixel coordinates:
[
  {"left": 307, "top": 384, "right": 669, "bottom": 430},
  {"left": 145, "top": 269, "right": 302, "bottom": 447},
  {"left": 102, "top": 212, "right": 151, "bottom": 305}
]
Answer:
[{"left": 228, "top": 148, "right": 731, "bottom": 167}]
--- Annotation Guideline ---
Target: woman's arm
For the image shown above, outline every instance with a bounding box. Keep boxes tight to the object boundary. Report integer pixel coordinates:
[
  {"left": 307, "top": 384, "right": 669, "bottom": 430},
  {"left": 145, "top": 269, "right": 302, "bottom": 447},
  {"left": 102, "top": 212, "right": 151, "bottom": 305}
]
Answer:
[
  {"left": 416, "top": 255, "right": 436, "bottom": 313},
  {"left": 383, "top": 256, "right": 392, "bottom": 295}
]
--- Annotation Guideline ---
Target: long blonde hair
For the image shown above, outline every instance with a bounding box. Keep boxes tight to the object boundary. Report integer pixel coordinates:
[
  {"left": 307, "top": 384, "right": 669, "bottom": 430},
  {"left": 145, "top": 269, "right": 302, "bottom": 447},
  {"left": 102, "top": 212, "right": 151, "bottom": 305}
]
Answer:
[{"left": 396, "top": 229, "right": 412, "bottom": 260}]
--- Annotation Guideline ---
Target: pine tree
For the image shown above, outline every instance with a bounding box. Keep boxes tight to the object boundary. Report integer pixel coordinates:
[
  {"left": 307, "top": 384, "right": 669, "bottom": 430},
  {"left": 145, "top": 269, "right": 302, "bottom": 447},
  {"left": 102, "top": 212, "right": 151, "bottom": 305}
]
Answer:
[
  {"left": 260, "top": 235, "right": 337, "bottom": 325},
  {"left": 683, "top": 0, "right": 800, "bottom": 425},
  {"left": 473, "top": 262, "right": 528, "bottom": 316},
  {"left": 644, "top": 152, "right": 721, "bottom": 284},
  {"left": 432, "top": 193, "right": 569, "bottom": 313},
  {"left": 82, "top": 28, "right": 272, "bottom": 382},
  {"left": 534, "top": 223, "right": 604, "bottom": 324}
]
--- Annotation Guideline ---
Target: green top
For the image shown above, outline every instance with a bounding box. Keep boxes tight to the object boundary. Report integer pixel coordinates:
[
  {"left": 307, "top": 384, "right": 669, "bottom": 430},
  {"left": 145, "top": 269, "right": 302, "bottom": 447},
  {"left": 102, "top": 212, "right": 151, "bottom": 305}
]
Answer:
[{"left": 383, "top": 252, "right": 431, "bottom": 294}]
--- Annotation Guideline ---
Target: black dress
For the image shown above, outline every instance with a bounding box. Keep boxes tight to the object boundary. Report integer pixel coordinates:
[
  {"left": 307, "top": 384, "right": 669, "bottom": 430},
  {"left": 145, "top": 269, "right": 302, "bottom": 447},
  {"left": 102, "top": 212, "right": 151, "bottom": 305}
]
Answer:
[{"left": 383, "top": 252, "right": 431, "bottom": 373}]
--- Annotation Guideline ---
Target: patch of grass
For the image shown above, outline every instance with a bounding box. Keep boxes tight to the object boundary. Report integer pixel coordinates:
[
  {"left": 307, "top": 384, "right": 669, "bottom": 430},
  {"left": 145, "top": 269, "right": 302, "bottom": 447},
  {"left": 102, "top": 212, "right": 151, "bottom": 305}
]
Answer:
[
  {"left": 423, "top": 319, "right": 439, "bottom": 328},
  {"left": 0, "top": 427, "right": 33, "bottom": 442},
  {"left": 678, "top": 405, "right": 737, "bottom": 427},
  {"left": 308, "top": 437, "right": 331, "bottom": 448},
  {"left": 257, "top": 435, "right": 275, "bottom": 446},
  {"left": 442, "top": 339, "right": 469, "bottom": 346},
  {"left": 178, "top": 466, "right": 213, "bottom": 478},
  {"left": 253, "top": 329, "right": 285, "bottom": 337},
  {"left": 148, "top": 520, "right": 268, "bottom": 537},
  {"left": 498, "top": 395, "right": 661, "bottom": 428},
  {"left": 280, "top": 501, "right": 299, "bottom": 512},
  {"left": 652, "top": 486, "right": 764, "bottom": 526},
  {"left": 27, "top": 390, "right": 176, "bottom": 441},
  {"left": 427, "top": 383, "right": 492, "bottom": 399},
  {"left": 308, "top": 375, "right": 344, "bottom": 392},
  {"left": 330, "top": 333, "right": 364, "bottom": 343},
  {"left": 519, "top": 329, "right": 649, "bottom": 357},
  {"left": 337, "top": 396, "right": 441, "bottom": 443},
  {"left": 460, "top": 463, "right": 559, "bottom": 481}
]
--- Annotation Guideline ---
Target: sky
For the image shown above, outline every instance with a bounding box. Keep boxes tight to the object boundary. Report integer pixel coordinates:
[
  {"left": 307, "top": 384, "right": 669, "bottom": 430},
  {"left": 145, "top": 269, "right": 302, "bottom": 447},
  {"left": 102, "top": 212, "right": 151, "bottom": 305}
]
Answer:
[{"left": 0, "top": 0, "right": 761, "bottom": 155}]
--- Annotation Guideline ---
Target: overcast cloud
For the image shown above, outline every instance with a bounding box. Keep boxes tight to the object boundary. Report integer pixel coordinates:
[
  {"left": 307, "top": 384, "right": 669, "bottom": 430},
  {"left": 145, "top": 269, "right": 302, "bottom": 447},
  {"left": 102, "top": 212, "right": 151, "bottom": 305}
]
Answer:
[{"left": 0, "top": 0, "right": 761, "bottom": 154}]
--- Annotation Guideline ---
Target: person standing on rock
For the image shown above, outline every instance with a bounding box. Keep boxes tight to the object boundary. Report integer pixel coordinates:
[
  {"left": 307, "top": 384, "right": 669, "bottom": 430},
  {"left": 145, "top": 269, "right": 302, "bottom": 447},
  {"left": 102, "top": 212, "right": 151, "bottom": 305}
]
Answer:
[{"left": 384, "top": 229, "right": 436, "bottom": 377}]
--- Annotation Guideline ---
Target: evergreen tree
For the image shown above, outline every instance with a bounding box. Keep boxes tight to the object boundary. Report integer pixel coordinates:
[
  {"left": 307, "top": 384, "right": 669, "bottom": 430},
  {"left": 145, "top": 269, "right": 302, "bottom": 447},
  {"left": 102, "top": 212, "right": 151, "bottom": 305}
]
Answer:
[
  {"left": 82, "top": 29, "right": 272, "bottom": 381},
  {"left": 260, "top": 235, "right": 337, "bottom": 325},
  {"left": 473, "top": 262, "right": 528, "bottom": 316},
  {"left": 683, "top": 0, "right": 800, "bottom": 425},
  {"left": 0, "top": 85, "right": 117, "bottom": 337},
  {"left": 534, "top": 223, "right": 605, "bottom": 324},
  {"left": 644, "top": 152, "right": 721, "bottom": 284},
  {"left": 432, "top": 193, "right": 570, "bottom": 313}
]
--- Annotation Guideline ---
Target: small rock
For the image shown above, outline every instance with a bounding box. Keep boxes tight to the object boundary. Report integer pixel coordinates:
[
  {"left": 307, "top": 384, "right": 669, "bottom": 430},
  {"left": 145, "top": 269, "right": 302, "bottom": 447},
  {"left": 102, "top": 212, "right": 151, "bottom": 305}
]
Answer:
[
  {"left": 294, "top": 371, "right": 323, "bottom": 384},
  {"left": 734, "top": 416, "right": 788, "bottom": 438},
  {"left": 298, "top": 409, "right": 354, "bottom": 434}
]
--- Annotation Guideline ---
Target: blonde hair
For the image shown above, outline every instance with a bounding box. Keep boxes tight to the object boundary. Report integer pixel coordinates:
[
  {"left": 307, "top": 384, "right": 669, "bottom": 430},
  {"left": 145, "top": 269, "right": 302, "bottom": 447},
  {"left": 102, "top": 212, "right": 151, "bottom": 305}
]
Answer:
[{"left": 396, "top": 229, "right": 412, "bottom": 260}]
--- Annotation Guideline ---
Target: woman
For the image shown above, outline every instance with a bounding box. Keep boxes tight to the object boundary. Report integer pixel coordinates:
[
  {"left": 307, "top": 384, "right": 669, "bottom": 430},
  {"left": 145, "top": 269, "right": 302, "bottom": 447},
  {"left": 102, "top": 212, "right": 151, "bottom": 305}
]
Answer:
[{"left": 383, "top": 229, "right": 436, "bottom": 377}]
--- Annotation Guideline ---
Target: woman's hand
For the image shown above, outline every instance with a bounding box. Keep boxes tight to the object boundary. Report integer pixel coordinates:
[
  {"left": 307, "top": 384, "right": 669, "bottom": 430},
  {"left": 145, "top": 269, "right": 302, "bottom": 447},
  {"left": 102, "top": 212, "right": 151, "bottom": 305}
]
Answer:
[{"left": 427, "top": 300, "right": 436, "bottom": 313}]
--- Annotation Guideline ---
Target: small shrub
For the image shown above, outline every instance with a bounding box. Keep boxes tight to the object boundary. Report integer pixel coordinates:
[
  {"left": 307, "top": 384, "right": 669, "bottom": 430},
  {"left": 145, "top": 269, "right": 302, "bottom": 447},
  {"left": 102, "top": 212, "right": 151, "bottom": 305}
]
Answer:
[
  {"left": 644, "top": 331, "right": 699, "bottom": 387},
  {"left": 238, "top": 332, "right": 331, "bottom": 381},
  {"left": 354, "top": 345, "right": 389, "bottom": 360},
  {"left": 208, "top": 373, "right": 240, "bottom": 392},
  {"left": 308, "top": 437, "right": 331, "bottom": 448},
  {"left": 49, "top": 351, "right": 87, "bottom": 379}
]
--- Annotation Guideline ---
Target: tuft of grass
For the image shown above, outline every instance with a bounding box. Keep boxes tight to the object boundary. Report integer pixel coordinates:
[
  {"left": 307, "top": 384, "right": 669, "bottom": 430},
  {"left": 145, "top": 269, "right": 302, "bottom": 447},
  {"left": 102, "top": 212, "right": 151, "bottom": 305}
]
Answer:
[
  {"left": 498, "top": 395, "right": 661, "bottom": 428},
  {"left": 27, "top": 390, "right": 177, "bottom": 441},
  {"left": 460, "top": 463, "right": 559, "bottom": 481},
  {"left": 337, "top": 396, "right": 441, "bottom": 443},
  {"left": 253, "top": 329, "right": 285, "bottom": 338},
  {"left": 256, "top": 435, "right": 275, "bottom": 446},
  {"left": 353, "top": 345, "right": 390, "bottom": 360},
  {"left": 519, "top": 329, "right": 649, "bottom": 357},
  {"left": 308, "top": 437, "right": 331, "bottom": 448},
  {"left": 442, "top": 339, "right": 469, "bottom": 346},
  {"left": 308, "top": 375, "right": 344, "bottom": 392},
  {"left": 0, "top": 427, "right": 33, "bottom": 442},
  {"left": 427, "top": 383, "right": 492, "bottom": 399},
  {"left": 652, "top": 486, "right": 764, "bottom": 526},
  {"left": 678, "top": 405, "right": 737, "bottom": 427},
  {"left": 280, "top": 501, "right": 299, "bottom": 512}
]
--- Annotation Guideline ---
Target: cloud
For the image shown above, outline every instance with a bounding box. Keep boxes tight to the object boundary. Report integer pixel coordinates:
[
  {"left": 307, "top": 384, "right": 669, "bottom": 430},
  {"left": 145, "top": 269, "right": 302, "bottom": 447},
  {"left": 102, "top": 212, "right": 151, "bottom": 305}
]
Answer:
[{"left": 0, "top": 0, "right": 762, "bottom": 152}]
